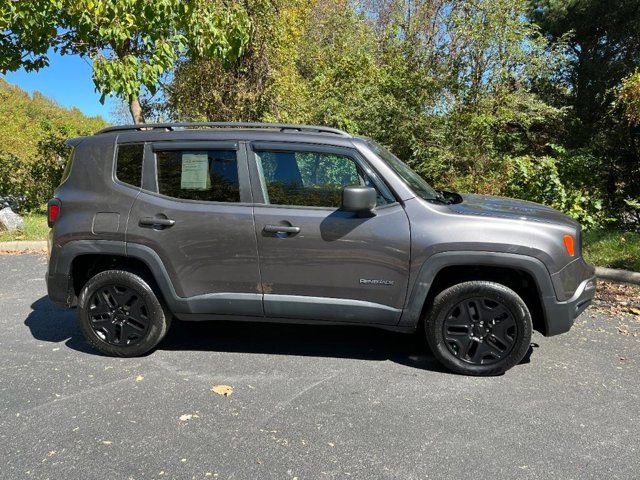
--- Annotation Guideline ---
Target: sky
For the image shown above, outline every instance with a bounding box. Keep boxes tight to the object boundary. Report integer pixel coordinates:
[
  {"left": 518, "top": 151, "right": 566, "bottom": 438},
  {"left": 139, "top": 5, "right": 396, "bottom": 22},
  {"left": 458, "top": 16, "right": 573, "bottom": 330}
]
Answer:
[{"left": 3, "top": 49, "right": 116, "bottom": 121}]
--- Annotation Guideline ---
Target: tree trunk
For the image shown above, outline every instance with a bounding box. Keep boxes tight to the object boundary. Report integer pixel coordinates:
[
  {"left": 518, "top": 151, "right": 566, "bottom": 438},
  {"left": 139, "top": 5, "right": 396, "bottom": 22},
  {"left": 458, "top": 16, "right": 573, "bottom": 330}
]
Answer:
[{"left": 129, "top": 97, "right": 145, "bottom": 124}]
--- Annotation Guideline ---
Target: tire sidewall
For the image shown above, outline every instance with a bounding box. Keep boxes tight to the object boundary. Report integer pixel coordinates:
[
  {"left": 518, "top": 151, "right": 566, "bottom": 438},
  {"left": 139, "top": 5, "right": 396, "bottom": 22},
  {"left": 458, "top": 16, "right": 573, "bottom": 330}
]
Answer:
[
  {"left": 425, "top": 281, "right": 533, "bottom": 376},
  {"left": 78, "top": 270, "right": 168, "bottom": 357}
]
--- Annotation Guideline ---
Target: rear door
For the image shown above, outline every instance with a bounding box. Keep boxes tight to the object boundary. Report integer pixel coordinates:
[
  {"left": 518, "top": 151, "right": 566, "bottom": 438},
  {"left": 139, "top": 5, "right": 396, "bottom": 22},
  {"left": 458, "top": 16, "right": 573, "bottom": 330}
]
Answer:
[
  {"left": 126, "top": 140, "right": 262, "bottom": 316},
  {"left": 248, "top": 142, "right": 411, "bottom": 325}
]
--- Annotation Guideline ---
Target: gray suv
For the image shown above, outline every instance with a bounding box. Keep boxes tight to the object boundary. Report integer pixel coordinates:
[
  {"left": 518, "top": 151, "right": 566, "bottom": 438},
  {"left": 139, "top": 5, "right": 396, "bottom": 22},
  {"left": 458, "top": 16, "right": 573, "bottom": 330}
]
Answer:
[{"left": 46, "top": 122, "right": 596, "bottom": 375}]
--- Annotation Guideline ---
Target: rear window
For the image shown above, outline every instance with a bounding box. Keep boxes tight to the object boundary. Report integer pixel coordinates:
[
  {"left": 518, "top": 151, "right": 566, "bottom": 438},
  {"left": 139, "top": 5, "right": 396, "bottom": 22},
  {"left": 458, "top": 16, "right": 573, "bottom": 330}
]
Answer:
[{"left": 116, "top": 144, "right": 144, "bottom": 187}]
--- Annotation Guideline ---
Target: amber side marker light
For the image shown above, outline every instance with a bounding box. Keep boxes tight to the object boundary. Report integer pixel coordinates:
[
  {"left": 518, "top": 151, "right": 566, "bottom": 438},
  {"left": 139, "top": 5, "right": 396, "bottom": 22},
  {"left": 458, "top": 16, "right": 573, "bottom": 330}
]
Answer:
[{"left": 563, "top": 234, "right": 575, "bottom": 256}]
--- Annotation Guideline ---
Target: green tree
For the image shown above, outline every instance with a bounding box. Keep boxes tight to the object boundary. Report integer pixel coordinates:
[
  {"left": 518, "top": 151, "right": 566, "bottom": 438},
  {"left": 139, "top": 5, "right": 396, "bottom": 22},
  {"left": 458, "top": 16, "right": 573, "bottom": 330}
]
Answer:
[
  {"left": 158, "top": 0, "right": 628, "bottom": 227},
  {"left": 0, "top": 78, "right": 107, "bottom": 210},
  {"left": 530, "top": 0, "right": 640, "bottom": 224},
  {"left": 1, "top": 0, "right": 251, "bottom": 123}
]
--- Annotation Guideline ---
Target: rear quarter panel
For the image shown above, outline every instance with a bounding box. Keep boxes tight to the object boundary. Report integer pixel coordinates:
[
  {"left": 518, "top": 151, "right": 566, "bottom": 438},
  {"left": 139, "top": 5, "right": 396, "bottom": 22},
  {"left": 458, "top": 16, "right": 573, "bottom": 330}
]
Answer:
[{"left": 48, "top": 135, "right": 138, "bottom": 270}]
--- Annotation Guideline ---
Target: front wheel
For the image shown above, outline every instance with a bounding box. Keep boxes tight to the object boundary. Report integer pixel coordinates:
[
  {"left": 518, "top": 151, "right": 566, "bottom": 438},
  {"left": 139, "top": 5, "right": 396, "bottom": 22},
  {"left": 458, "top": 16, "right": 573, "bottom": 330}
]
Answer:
[
  {"left": 77, "top": 270, "right": 171, "bottom": 357},
  {"left": 424, "top": 281, "right": 532, "bottom": 376}
]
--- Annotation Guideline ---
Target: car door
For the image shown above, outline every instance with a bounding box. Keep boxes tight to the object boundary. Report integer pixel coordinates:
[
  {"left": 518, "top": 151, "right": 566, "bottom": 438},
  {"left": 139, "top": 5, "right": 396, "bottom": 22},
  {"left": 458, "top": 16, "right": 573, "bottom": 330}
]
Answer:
[
  {"left": 248, "top": 142, "right": 411, "bottom": 325},
  {"left": 126, "top": 140, "right": 263, "bottom": 317}
]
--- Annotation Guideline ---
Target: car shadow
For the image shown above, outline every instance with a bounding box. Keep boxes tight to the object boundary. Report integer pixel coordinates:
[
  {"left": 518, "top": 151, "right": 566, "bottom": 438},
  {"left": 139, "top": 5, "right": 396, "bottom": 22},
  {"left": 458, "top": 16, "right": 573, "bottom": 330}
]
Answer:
[
  {"left": 24, "top": 296, "right": 98, "bottom": 355},
  {"left": 24, "top": 296, "right": 535, "bottom": 373}
]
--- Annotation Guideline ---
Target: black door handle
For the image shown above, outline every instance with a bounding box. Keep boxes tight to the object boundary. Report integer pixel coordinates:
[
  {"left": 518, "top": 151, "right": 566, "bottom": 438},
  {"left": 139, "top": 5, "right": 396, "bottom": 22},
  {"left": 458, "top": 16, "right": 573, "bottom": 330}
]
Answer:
[
  {"left": 263, "top": 224, "right": 300, "bottom": 234},
  {"left": 139, "top": 216, "right": 175, "bottom": 227}
]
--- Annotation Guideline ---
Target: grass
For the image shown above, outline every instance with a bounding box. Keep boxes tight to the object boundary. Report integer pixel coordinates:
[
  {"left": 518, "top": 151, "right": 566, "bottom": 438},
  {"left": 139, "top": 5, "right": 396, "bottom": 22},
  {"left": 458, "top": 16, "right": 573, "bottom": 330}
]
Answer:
[
  {"left": 583, "top": 229, "right": 640, "bottom": 272},
  {"left": 1, "top": 211, "right": 638, "bottom": 272},
  {"left": 0, "top": 212, "right": 48, "bottom": 242}
]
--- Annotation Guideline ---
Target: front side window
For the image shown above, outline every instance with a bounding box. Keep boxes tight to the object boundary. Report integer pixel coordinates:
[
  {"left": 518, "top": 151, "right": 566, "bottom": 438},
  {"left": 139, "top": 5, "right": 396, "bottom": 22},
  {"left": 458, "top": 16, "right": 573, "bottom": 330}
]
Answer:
[
  {"left": 116, "top": 144, "right": 144, "bottom": 187},
  {"left": 255, "top": 149, "right": 389, "bottom": 208},
  {"left": 156, "top": 149, "right": 240, "bottom": 202}
]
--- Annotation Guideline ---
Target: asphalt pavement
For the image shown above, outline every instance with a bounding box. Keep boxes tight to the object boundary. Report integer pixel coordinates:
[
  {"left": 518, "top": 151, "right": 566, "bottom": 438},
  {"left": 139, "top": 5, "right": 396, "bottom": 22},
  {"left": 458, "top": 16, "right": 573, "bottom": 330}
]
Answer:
[{"left": 1, "top": 253, "right": 639, "bottom": 479}]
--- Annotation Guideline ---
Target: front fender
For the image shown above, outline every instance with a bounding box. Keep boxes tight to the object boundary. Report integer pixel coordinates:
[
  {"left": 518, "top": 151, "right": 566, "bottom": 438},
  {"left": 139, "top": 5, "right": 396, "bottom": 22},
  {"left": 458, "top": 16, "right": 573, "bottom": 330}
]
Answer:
[{"left": 398, "top": 251, "right": 559, "bottom": 332}]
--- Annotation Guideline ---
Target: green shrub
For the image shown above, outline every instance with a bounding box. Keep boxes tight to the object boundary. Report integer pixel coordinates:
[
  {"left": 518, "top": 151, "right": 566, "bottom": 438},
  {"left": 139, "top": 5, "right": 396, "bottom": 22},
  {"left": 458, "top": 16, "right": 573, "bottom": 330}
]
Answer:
[
  {"left": 0, "top": 133, "right": 70, "bottom": 212},
  {"left": 505, "top": 154, "right": 608, "bottom": 229}
]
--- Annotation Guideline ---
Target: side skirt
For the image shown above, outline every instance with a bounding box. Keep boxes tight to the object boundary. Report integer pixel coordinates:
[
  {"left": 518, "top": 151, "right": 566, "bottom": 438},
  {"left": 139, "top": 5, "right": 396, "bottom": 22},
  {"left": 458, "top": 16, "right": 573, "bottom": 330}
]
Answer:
[{"left": 172, "top": 312, "right": 417, "bottom": 333}]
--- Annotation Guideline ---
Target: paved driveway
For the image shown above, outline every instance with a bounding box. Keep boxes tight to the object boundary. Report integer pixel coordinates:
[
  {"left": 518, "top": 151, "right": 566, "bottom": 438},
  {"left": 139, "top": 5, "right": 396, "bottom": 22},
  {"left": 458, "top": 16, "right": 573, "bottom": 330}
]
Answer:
[{"left": 1, "top": 253, "right": 639, "bottom": 479}]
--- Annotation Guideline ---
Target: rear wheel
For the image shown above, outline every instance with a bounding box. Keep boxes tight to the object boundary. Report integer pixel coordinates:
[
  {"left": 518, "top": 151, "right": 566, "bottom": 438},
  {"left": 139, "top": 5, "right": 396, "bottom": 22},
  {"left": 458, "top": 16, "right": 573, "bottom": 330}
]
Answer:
[
  {"left": 424, "top": 281, "right": 532, "bottom": 376},
  {"left": 78, "top": 270, "right": 170, "bottom": 357}
]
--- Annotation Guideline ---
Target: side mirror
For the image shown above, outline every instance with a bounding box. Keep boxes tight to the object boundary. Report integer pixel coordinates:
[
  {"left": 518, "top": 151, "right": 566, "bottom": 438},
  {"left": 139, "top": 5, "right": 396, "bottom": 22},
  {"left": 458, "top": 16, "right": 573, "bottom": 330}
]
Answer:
[{"left": 342, "top": 186, "right": 377, "bottom": 215}]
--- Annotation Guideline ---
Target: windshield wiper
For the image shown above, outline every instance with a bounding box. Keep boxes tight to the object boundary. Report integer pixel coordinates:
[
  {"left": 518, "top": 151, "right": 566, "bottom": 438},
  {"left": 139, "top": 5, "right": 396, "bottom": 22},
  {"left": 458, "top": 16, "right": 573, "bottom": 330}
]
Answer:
[
  {"left": 436, "top": 190, "right": 463, "bottom": 205},
  {"left": 424, "top": 195, "right": 449, "bottom": 205}
]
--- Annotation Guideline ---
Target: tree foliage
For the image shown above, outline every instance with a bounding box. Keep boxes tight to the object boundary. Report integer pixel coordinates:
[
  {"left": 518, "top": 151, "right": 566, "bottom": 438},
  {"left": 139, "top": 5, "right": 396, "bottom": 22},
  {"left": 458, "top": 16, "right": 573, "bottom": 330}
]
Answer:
[
  {"left": 530, "top": 0, "right": 640, "bottom": 225},
  {"left": 1, "top": 0, "right": 251, "bottom": 122},
  {"left": 2, "top": 0, "right": 639, "bottom": 227},
  {"left": 161, "top": 0, "right": 639, "bottom": 228},
  {"left": 0, "top": 79, "right": 106, "bottom": 211}
]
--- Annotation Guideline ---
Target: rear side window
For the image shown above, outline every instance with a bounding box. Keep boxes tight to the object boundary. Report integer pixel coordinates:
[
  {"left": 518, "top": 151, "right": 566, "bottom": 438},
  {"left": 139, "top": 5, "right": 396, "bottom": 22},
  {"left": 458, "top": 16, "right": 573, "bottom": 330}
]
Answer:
[
  {"left": 116, "top": 144, "right": 144, "bottom": 187},
  {"left": 59, "top": 147, "right": 75, "bottom": 185},
  {"left": 156, "top": 149, "right": 240, "bottom": 203}
]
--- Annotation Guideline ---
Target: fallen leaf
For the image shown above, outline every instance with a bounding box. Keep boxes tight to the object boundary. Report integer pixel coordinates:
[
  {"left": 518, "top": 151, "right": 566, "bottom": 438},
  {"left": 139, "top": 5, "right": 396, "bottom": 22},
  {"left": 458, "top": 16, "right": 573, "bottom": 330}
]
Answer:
[
  {"left": 629, "top": 307, "right": 640, "bottom": 316},
  {"left": 179, "top": 413, "right": 199, "bottom": 421},
  {"left": 102, "top": 441, "right": 112, "bottom": 445},
  {"left": 211, "top": 385, "right": 233, "bottom": 396},
  {"left": 617, "top": 325, "right": 630, "bottom": 336},
  {"left": 135, "top": 375, "right": 144, "bottom": 382}
]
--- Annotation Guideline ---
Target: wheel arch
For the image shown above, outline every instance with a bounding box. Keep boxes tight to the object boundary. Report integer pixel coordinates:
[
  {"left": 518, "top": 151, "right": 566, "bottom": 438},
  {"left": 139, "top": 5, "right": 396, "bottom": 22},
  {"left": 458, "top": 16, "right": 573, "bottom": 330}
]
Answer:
[
  {"left": 53, "top": 240, "right": 262, "bottom": 316},
  {"left": 55, "top": 240, "right": 176, "bottom": 310},
  {"left": 399, "top": 251, "right": 558, "bottom": 335}
]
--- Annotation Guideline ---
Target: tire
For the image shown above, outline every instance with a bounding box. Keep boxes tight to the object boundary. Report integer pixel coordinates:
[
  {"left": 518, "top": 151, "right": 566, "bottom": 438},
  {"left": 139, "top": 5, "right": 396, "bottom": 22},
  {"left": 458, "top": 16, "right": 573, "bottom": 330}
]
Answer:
[
  {"left": 424, "top": 281, "right": 532, "bottom": 376},
  {"left": 77, "top": 269, "right": 171, "bottom": 357}
]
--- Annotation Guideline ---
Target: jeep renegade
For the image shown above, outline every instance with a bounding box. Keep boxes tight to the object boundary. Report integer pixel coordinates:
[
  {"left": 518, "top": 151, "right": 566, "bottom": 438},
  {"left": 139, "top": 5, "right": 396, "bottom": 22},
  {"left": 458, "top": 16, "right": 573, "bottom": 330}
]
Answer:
[{"left": 46, "top": 122, "right": 596, "bottom": 375}]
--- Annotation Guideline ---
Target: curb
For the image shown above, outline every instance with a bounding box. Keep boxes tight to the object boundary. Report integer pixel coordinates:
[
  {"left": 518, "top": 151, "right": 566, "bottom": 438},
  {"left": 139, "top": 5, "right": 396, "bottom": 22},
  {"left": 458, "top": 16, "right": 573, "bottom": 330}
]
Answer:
[
  {"left": 595, "top": 266, "right": 640, "bottom": 286},
  {"left": 0, "top": 240, "right": 47, "bottom": 252}
]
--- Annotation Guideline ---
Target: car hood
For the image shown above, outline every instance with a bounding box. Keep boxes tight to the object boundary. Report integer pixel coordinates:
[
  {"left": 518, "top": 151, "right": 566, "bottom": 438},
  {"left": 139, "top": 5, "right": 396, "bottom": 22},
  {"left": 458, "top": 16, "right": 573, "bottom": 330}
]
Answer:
[{"left": 447, "top": 193, "right": 579, "bottom": 227}]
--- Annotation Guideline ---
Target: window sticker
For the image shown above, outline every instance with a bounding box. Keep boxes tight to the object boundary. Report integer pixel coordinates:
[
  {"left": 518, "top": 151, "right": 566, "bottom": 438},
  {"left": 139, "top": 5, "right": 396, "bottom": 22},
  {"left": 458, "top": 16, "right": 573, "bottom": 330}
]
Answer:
[{"left": 180, "top": 153, "right": 211, "bottom": 190}]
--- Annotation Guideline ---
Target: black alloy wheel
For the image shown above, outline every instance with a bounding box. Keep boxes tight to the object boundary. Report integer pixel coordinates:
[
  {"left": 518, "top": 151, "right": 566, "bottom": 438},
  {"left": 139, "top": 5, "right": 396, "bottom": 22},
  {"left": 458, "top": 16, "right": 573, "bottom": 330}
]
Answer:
[
  {"left": 87, "top": 284, "right": 150, "bottom": 346},
  {"left": 78, "top": 270, "right": 171, "bottom": 357},
  {"left": 442, "top": 296, "right": 517, "bottom": 365},
  {"left": 424, "top": 281, "right": 532, "bottom": 376}
]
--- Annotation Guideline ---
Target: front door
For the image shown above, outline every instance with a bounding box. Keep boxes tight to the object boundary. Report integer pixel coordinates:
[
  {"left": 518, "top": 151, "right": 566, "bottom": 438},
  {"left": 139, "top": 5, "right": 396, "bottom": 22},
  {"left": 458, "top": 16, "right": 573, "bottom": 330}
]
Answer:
[
  {"left": 248, "top": 142, "right": 411, "bottom": 325},
  {"left": 126, "top": 140, "right": 262, "bottom": 316}
]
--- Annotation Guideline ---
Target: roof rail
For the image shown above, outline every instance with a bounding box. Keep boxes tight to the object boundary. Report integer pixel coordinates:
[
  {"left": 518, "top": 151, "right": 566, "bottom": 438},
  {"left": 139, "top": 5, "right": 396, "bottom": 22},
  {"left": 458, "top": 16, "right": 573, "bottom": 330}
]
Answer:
[{"left": 94, "top": 122, "right": 351, "bottom": 137}]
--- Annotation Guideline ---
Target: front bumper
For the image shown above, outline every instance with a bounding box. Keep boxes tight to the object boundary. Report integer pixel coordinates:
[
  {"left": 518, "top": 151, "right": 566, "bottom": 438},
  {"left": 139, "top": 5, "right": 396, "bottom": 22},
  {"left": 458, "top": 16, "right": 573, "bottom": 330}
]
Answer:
[{"left": 542, "top": 275, "right": 596, "bottom": 336}]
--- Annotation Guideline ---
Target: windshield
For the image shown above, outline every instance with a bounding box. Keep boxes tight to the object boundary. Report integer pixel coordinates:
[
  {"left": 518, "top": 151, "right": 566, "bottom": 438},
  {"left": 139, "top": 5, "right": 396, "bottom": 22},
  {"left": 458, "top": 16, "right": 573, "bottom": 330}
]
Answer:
[{"left": 367, "top": 141, "right": 440, "bottom": 201}]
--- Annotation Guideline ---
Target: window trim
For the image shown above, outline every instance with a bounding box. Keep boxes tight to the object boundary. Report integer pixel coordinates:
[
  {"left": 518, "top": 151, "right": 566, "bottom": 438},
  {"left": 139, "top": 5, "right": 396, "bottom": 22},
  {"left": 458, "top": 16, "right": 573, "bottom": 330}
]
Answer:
[
  {"left": 246, "top": 141, "right": 397, "bottom": 209},
  {"left": 143, "top": 140, "right": 252, "bottom": 205}
]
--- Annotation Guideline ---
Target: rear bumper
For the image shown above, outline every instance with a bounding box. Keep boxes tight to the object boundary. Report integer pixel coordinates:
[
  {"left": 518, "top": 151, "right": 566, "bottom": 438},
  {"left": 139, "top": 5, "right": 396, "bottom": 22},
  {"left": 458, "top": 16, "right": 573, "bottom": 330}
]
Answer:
[
  {"left": 46, "top": 270, "right": 75, "bottom": 308},
  {"left": 541, "top": 275, "right": 596, "bottom": 336}
]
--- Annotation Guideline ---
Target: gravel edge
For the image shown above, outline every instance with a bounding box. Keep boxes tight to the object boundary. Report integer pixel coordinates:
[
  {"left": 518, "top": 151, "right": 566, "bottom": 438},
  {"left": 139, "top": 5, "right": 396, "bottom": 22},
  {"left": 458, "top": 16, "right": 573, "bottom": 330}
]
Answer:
[{"left": 0, "top": 240, "right": 47, "bottom": 252}]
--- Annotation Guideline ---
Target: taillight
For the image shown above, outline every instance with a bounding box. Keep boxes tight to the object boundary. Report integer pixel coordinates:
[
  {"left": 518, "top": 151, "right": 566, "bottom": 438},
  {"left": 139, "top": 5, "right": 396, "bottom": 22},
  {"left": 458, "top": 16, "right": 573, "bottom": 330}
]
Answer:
[
  {"left": 563, "top": 234, "right": 575, "bottom": 256},
  {"left": 47, "top": 199, "right": 61, "bottom": 227}
]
